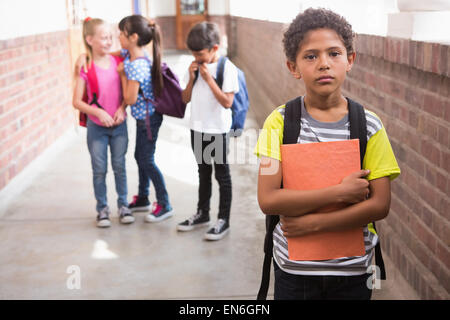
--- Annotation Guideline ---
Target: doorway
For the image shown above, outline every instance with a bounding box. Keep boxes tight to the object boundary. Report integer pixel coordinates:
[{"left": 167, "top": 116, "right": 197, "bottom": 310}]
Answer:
[{"left": 176, "top": 0, "right": 208, "bottom": 49}]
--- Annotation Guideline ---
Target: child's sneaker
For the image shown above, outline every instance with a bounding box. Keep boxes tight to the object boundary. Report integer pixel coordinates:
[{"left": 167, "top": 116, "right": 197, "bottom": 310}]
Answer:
[
  {"left": 128, "top": 195, "right": 150, "bottom": 212},
  {"left": 176, "top": 210, "right": 210, "bottom": 231},
  {"left": 204, "top": 219, "right": 230, "bottom": 240},
  {"left": 145, "top": 202, "right": 174, "bottom": 223},
  {"left": 96, "top": 206, "right": 111, "bottom": 228},
  {"left": 119, "top": 206, "right": 135, "bottom": 224}
]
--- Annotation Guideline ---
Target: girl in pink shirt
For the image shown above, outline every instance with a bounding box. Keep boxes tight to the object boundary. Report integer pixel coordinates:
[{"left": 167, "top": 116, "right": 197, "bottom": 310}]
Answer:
[{"left": 73, "top": 18, "right": 133, "bottom": 228}]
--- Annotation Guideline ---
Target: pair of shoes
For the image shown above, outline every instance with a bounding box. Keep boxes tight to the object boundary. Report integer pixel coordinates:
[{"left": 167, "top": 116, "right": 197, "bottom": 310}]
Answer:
[
  {"left": 128, "top": 195, "right": 150, "bottom": 212},
  {"left": 145, "top": 202, "right": 174, "bottom": 223},
  {"left": 119, "top": 206, "right": 135, "bottom": 224},
  {"left": 177, "top": 211, "right": 229, "bottom": 241},
  {"left": 96, "top": 206, "right": 112, "bottom": 228}
]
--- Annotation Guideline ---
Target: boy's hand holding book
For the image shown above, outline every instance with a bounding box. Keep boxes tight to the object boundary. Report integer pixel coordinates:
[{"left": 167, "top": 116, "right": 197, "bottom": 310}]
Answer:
[{"left": 336, "top": 169, "right": 370, "bottom": 204}]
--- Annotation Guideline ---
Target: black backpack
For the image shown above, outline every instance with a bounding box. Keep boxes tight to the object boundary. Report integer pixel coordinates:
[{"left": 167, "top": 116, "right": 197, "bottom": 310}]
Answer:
[{"left": 256, "top": 96, "right": 386, "bottom": 300}]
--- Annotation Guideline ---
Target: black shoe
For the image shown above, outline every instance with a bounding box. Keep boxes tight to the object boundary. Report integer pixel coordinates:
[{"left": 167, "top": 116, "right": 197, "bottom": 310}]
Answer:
[
  {"left": 177, "top": 210, "right": 210, "bottom": 231},
  {"left": 204, "top": 219, "right": 229, "bottom": 240},
  {"left": 128, "top": 195, "right": 150, "bottom": 212}
]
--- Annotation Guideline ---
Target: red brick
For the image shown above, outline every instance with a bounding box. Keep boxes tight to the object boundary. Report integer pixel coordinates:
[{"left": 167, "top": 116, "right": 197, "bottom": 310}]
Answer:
[
  {"left": 421, "top": 138, "right": 441, "bottom": 167},
  {"left": 437, "top": 124, "right": 449, "bottom": 147},
  {"left": 438, "top": 197, "right": 450, "bottom": 221},
  {"left": 423, "top": 93, "right": 444, "bottom": 118},
  {"left": 431, "top": 44, "right": 441, "bottom": 74},
  {"left": 439, "top": 45, "right": 448, "bottom": 77},
  {"left": 444, "top": 99, "right": 450, "bottom": 123},
  {"left": 409, "top": 41, "right": 417, "bottom": 67},
  {"left": 401, "top": 39, "right": 409, "bottom": 65},
  {"left": 441, "top": 150, "right": 450, "bottom": 173},
  {"left": 423, "top": 42, "right": 433, "bottom": 72},
  {"left": 423, "top": 117, "right": 439, "bottom": 141},
  {"left": 416, "top": 41, "right": 424, "bottom": 70},
  {"left": 402, "top": 166, "right": 420, "bottom": 194},
  {"left": 422, "top": 181, "right": 443, "bottom": 215},
  {"left": 412, "top": 216, "right": 437, "bottom": 253},
  {"left": 435, "top": 170, "right": 448, "bottom": 196}
]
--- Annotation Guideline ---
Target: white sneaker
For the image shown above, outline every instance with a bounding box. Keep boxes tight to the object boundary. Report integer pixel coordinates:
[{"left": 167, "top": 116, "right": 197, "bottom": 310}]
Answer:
[
  {"left": 118, "top": 206, "right": 135, "bottom": 224},
  {"left": 204, "top": 219, "right": 230, "bottom": 240},
  {"left": 145, "top": 202, "right": 174, "bottom": 223}
]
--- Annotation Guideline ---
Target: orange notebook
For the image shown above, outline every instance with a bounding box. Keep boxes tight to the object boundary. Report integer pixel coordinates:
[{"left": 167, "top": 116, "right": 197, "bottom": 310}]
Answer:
[{"left": 280, "top": 139, "right": 365, "bottom": 261}]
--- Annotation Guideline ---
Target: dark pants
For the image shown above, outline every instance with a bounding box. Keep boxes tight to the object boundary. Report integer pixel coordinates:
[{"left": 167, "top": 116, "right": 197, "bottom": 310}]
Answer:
[
  {"left": 135, "top": 113, "right": 170, "bottom": 209},
  {"left": 274, "top": 261, "right": 372, "bottom": 300},
  {"left": 190, "top": 130, "right": 232, "bottom": 221}
]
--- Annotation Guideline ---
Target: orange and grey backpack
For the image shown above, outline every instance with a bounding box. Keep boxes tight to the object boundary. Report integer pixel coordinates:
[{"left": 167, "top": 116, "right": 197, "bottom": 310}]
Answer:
[
  {"left": 256, "top": 96, "right": 386, "bottom": 300},
  {"left": 79, "top": 55, "right": 124, "bottom": 127}
]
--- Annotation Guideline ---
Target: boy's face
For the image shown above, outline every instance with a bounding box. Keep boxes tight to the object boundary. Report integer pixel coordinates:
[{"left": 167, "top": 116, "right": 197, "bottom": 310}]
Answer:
[
  {"left": 287, "top": 28, "right": 355, "bottom": 97},
  {"left": 191, "top": 45, "right": 219, "bottom": 64}
]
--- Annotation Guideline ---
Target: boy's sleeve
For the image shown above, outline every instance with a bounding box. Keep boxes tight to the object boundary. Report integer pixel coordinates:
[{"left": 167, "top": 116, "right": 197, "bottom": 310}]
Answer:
[
  {"left": 253, "top": 107, "right": 285, "bottom": 161},
  {"left": 363, "top": 119, "right": 401, "bottom": 181},
  {"left": 222, "top": 60, "right": 239, "bottom": 94}
]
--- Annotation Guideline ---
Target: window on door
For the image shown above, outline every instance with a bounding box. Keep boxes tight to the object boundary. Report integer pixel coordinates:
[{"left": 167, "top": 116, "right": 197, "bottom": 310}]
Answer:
[{"left": 180, "top": 0, "right": 205, "bottom": 15}]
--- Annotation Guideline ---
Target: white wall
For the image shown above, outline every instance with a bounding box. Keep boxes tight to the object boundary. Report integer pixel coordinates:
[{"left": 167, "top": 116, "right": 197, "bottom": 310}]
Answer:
[
  {"left": 0, "top": 0, "right": 133, "bottom": 40},
  {"left": 229, "top": 0, "right": 399, "bottom": 36},
  {"left": 83, "top": 0, "right": 133, "bottom": 23},
  {"left": 148, "top": 0, "right": 176, "bottom": 17},
  {"left": 0, "top": 0, "right": 68, "bottom": 40},
  {"left": 209, "top": 0, "right": 230, "bottom": 15}
]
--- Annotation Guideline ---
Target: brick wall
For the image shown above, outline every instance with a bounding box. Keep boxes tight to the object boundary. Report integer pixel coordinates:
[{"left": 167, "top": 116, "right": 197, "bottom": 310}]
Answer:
[
  {"left": 0, "top": 31, "right": 74, "bottom": 190},
  {"left": 230, "top": 16, "right": 450, "bottom": 300}
]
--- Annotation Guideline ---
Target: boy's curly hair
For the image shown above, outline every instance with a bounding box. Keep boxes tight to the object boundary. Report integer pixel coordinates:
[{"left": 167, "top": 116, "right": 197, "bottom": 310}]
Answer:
[{"left": 283, "top": 8, "right": 355, "bottom": 62}]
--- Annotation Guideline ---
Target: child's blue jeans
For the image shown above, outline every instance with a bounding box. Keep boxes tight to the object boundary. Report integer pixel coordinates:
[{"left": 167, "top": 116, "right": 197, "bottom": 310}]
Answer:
[
  {"left": 87, "top": 118, "right": 128, "bottom": 213},
  {"left": 134, "top": 113, "right": 171, "bottom": 209},
  {"left": 274, "top": 261, "right": 372, "bottom": 300}
]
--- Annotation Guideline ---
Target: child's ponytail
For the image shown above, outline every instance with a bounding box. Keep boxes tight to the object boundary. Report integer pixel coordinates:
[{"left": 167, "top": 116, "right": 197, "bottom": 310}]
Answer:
[
  {"left": 149, "top": 21, "right": 163, "bottom": 98},
  {"left": 119, "top": 15, "right": 164, "bottom": 98},
  {"left": 82, "top": 17, "right": 105, "bottom": 68}
]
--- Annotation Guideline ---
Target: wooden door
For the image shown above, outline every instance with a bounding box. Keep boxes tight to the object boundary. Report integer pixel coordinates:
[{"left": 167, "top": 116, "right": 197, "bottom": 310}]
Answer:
[{"left": 176, "top": 0, "right": 208, "bottom": 50}]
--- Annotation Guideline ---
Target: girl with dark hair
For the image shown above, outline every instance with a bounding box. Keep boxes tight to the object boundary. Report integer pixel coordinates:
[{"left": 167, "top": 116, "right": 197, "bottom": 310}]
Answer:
[{"left": 117, "top": 15, "right": 173, "bottom": 223}]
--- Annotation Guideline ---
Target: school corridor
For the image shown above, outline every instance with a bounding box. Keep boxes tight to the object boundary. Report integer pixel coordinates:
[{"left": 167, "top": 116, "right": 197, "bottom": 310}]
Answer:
[
  {"left": 0, "top": 0, "right": 449, "bottom": 300},
  {"left": 0, "top": 50, "right": 421, "bottom": 300}
]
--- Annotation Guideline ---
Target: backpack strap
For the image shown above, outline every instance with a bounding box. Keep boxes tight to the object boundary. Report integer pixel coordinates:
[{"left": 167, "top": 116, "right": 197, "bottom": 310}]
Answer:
[
  {"left": 283, "top": 96, "right": 303, "bottom": 145},
  {"left": 347, "top": 98, "right": 367, "bottom": 165},
  {"left": 347, "top": 98, "right": 386, "bottom": 280},
  {"left": 215, "top": 56, "right": 226, "bottom": 89},
  {"left": 86, "top": 62, "right": 102, "bottom": 109},
  {"left": 257, "top": 96, "right": 302, "bottom": 300},
  {"left": 132, "top": 56, "right": 156, "bottom": 141}
]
